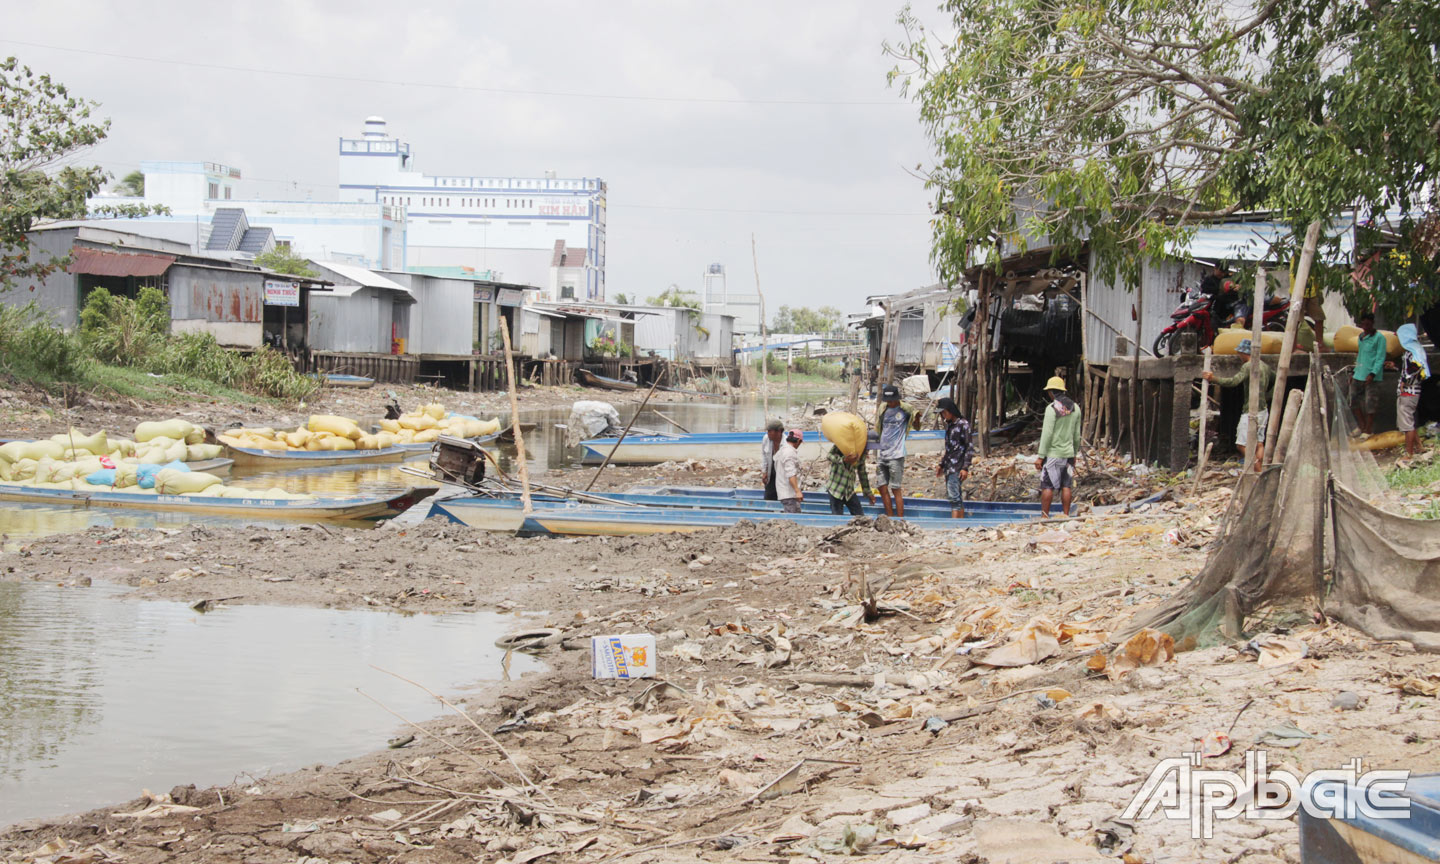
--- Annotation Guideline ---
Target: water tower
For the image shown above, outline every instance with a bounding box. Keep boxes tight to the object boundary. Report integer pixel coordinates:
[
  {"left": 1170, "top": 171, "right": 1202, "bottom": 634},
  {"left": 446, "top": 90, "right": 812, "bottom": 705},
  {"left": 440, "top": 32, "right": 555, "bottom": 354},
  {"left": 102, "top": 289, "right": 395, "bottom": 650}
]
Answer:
[{"left": 702, "top": 263, "right": 726, "bottom": 312}]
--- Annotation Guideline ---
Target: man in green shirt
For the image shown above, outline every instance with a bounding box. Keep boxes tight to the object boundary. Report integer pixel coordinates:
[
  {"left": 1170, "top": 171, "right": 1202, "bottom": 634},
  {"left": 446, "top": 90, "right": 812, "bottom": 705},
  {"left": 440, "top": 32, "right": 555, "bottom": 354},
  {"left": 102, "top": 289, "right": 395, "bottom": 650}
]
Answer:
[
  {"left": 1034, "top": 376, "right": 1082, "bottom": 518},
  {"left": 1352, "top": 313, "right": 1386, "bottom": 435},
  {"left": 1202, "top": 339, "right": 1276, "bottom": 463}
]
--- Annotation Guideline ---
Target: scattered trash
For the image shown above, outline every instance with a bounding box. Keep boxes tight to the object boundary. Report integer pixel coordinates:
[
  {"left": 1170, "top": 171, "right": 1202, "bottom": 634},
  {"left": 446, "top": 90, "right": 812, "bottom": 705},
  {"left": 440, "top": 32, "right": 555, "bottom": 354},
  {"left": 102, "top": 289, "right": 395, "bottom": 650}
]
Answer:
[
  {"left": 590, "top": 634, "right": 656, "bottom": 679},
  {"left": 387, "top": 734, "right": 415, "bottom": 749},
  {"left": 976, "top": 617, "right": 1061, "bottom": 667},
  {"left": 1106, "top": 628, "right": 1175, "bottom": 681},
  {"left": 923, "top": 716, "right": 949, "bottom": 734},
  {"left": 1246, "top": 634, "right": 1308, "bottom": 668},
  {"left": 1330, "top": 691, "right": 1363, "bottom": 711},
  {"left": 1200, "top": 730, "right": 1232, "bottom": 757},
  {"left": 1256, "top": 722, "right": 1319, "bottom": 748}
]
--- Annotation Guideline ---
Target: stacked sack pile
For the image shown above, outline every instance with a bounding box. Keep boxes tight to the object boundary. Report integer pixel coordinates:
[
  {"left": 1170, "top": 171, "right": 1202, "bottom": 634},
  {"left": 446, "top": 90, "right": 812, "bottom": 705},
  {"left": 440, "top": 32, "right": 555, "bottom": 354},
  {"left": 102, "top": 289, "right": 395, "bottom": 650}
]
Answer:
[
  {"left": 0, "top": 419, "right": 312, "bottom": 500},
  {"left": 220, "top": 405, "right": 499, "bottom": 452}
]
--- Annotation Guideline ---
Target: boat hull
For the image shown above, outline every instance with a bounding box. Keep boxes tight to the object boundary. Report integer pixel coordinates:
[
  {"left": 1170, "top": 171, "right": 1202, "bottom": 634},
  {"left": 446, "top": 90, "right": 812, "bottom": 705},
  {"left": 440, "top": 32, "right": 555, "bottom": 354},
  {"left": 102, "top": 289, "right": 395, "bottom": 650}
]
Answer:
[
  {"left": 224, "top": 445, "right": 410, "bottom": 468},
  {"left": 577, "top": 369, "right": 639, "bottom": 391},
  {"left": 579, "top": 430, "right": 946, "bottom": 465},
  {"left": 430, "top": 495, "right": 1027, "bottom": 537},
  {"left": 0, "top": 485, "right": 433, "bottom": 521},
  {"left": 472, "top": 488, "right": 1037, "bottom": 519}
]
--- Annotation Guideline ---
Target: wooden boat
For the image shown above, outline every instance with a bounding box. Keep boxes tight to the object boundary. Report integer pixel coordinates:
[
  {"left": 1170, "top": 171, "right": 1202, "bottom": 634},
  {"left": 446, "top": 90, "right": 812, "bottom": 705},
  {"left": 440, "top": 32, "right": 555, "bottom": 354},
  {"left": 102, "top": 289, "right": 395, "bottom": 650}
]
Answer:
[
  {"left": 0, "top": 484, "right": 435, "bottom": 521},
  {"left": 627, "top": 486, "right": 1044, "bottom": 515},
  {"left": 470, "top": 487, "right": 1039, "bottom": 519},
  {"left": 576, "top": 368, "right": 640, "bottom": 391},
  {"left": 310, "top": 373, "right": 375, "bottom": 389},
  {"left": 427, "top": 495, "right": 1029, "bottom": 536},
  {"left": 579, "top": 429, "right": 947, "bottom": 465},
  {"left": 187, "top": 457, "right": 235, "bottom": 477},
  {"left": 223, "top": 444, "right": 411, "bottom": 469}
]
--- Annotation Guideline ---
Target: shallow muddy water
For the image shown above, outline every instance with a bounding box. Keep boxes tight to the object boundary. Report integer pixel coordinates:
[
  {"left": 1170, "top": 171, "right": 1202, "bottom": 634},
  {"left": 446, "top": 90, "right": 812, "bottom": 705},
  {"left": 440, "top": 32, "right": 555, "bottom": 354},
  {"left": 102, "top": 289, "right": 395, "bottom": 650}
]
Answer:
[{"left": 0, "top": 580, "right": 542, "bottom": 826}]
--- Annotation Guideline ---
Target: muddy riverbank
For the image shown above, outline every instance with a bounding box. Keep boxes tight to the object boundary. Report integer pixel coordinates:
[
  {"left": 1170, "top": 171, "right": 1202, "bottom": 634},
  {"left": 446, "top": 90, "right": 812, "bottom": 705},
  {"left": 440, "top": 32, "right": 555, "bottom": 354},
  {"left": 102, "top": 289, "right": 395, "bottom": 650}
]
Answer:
[{"left": 3, "top": 495, "right": 1436, "bottom": 863}]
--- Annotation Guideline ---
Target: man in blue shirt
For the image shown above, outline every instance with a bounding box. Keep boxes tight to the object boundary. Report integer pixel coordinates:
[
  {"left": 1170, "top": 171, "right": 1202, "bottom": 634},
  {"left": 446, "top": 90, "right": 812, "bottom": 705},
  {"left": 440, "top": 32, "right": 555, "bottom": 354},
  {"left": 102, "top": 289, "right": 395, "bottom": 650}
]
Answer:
[
  {"left": 1353, "top": 313, "right": 1386, "bottom": 435},
  {"left": 874, "top": 384, "right": 916, "bottom": 518}
]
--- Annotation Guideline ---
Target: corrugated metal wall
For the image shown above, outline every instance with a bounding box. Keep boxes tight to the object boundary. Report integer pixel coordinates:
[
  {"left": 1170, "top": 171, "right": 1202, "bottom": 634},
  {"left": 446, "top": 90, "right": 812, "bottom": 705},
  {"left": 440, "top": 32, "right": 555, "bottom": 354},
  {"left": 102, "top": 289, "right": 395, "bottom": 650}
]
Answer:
[
  {"left": 1084, "top": 251, "right": 1208, "bottom": 364},
  {"left": 634, "top": 310, "right": 680, "bottom": 358},
  {"left": 168, "top": 265, "right": 264, "bottom": 348},
  {"left": 896, "top": 315, "right": 925, "bottom": 364},
  {"left": 309, "top": 287, "right": 389, "bottom": 353},
  {"left": 407, "top": 277, "right": 473, "bottom": 355}
]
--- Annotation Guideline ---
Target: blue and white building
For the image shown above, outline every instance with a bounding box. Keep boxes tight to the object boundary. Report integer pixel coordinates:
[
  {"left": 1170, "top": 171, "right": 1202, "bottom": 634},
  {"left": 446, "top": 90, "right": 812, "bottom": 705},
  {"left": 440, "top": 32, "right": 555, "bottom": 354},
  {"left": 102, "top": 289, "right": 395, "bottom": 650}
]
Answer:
[{"left": 338, "top": 116, "right": 607, "bottom": 301}]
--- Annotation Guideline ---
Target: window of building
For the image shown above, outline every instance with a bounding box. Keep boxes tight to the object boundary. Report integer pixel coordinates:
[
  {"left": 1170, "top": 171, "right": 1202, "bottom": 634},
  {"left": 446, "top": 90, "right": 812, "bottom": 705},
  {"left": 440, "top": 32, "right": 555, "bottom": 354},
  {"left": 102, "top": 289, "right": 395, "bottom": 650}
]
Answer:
[
  {"left": 406, "top": 197, "right": 411, "bottom": 206},
  {"left": 224, "top": 187, "right": 232, "bottom": 200},
  {"left": 207, "top": 182, "right": 219, "bottom": 199},
  {"left": 560, "top": 285, "right": 575, "bottom": 300}
]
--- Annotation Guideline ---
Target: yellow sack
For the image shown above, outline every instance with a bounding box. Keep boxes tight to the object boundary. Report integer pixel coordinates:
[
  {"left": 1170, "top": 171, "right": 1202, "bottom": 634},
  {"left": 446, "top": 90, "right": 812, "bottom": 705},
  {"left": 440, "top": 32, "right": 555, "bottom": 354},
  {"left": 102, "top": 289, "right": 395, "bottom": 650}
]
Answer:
[
  {"left": 135, "top": 419, "right": 195, "bottom": 444},
  {"left": 10, "top": 459, "right": 39, "bottom": 481},
  {"left": 1333, "top": 325, "right": 1402, "bottom": 358},
  {"left": 154, "top": 469, "right": 222, "bottom": 495},
  {"left": 1354, "top": 430, "right": 1406, "bottom": 451},
  {"left": 375, "top": 432, "right": 397, "bottom": 449},
  {"left": 304, "top": 438, "right": 325, "bottom": 451},
  {"left": 0, "top": 440, "right": 66, "bottom": 463},
  {"left": 821, "top": 412, "right": 869, "bottom": 459},
  {"left": 163, "top": 441, "right": 190, "bottom": 463},
  {"left": 423, "top": 403, "right": 446, "bottom": 420},
  {"left": 138, "top": 446, "right": 169, "bottom": 465},
  {"left": 396, "top": 429, "right": 416, "bottom": 443},
  {"left": 399, "top": 413, "right": 438, "bottom": 431},
  {"left": 187, "top": 443, "right": 224, "bottom": 461},
  {"left": 109, "top": 438, "right": 137, "bottom": 457},
  {"left": 460, "top": 418, "right": 502, "bottom": 439},
  {"left": 282, "top": 430, "right": 311, "bottom": 449},
  {"left": 318, "top": 436, "right": 356, "bottom": 451},
  {"left": 378, "top": 418, "right": 401, "bottom": 433},
  {"left": 184, "top": 426, "right": 205, "bottom": 445},
  {"left": 49, "top": 428, "right": 108, "bottom": 456},
  {"left": 355, "top": 433, "right": 381, "bottom": 451},
  {"left": 114, "top": 463, "right": 139, "bottom": 488},
  {"left": 308, "top": 414, "right": 363, "bottom": 440},
  {"left": 413, "top": 428, "right": 440, "bottom": 443}
]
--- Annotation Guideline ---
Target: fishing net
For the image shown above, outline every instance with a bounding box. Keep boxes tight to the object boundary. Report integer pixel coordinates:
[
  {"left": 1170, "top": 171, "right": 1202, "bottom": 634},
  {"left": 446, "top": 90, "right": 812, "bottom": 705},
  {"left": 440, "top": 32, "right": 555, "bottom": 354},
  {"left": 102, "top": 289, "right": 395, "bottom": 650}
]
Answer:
[{"left": 1123, "top": 365, "right": 1440, "bottom": 652}]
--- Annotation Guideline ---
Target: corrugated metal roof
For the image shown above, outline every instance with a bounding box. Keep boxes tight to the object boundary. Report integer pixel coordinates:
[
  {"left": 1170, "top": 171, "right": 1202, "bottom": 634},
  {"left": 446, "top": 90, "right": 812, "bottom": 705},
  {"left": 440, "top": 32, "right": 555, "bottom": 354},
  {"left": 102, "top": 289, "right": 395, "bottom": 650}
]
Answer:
[
  {"left": 68, "top": 246, "right": 175, "bottom": 278},
  {"left": 1177, "top": 217, "right": 1355, "bottom": 263},
  {"left": 316, "top": 261, "right": 413, "bottom": 295}
]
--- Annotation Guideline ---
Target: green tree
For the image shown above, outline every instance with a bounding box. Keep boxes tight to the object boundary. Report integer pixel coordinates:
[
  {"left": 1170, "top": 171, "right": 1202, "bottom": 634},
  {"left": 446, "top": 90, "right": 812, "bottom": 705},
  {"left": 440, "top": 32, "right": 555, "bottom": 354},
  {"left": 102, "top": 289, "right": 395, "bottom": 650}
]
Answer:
[
  {"left": 772, "top": 305, "right": 843, "bottom": 334},
  {"left": 1, "top": 57, "right": 161, "bottom": 293},
  {"left": 79, "top": 285, "right": 170, "bottom": 366},
  {"left": 887, "top": 0, "right": 1440, "bottom": 312},
  {"left": 646, "top": 286, "right": 700, "bottom": 310},
  {"left": 613, "top": 292, "right": 630, "bottom": 305},
  {"left": 253, "top": 245, "right": 318, "bottom": 277},
  {"left": 114, "top": 170, "right": 144, "bottom": 197}
]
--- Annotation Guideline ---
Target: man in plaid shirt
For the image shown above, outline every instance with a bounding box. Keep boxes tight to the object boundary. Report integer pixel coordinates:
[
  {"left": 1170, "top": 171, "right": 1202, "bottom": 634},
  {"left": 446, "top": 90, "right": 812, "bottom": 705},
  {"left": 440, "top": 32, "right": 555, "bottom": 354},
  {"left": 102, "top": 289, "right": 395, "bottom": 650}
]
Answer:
[
  {"left": 934, "top": 397, "right": 973, "bottom": 518},
  {"left": 825, "top": 445, "right": 874, "bottom": 516}
]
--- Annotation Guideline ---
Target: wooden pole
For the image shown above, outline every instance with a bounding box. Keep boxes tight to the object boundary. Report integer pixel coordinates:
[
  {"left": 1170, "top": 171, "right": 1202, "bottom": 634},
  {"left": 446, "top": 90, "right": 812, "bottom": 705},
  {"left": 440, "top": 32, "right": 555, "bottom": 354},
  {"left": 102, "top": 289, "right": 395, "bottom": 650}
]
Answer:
[
  {"left": 975, "top": 271, "right": 992, "bottom": 457},
  {"left": 585, "top": 370, "right": 664, "bottom": 492},
  {"left": 786, "top": 344, "right": 792, "bottom": 409},
  {"left": 753, "top": 233, "right": 767, "bottom": 416},
  {"left": 498, "top": 321, "right": 532, "bottom": 514},
  {"left": 1264, "top": 219, "right": 1323, "bottom": 464},
  {"left": 1191, "top": 348, "right": 1214, "bottom": 493},
  {"left": 1128, "top": 282, "right": 1144, "bottom": 460},
  {"left": 1248, "top": 267, "right": 1266, "bottom": 471},
  {"left": 649, "top": 408, "right": 690, "bottom": 433}
]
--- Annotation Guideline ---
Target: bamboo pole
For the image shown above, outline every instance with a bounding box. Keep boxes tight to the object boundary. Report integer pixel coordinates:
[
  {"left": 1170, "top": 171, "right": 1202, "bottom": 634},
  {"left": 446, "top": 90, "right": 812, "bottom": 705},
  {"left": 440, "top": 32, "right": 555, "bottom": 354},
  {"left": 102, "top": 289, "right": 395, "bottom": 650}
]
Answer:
[
  {"left": 649, "top": 408, "right": 690, "bottom": 433},
  {"left": 1191, "top": 348, "right": 1213, "bottom": 493},
  {"left": 585, "top": 370, "right": 665, "bottom": 492},
  {"left": 497, "top": 321, "right": 532, "bottom": 514},
  {"left": 1264, "top": 220, "right": 1323, "bottom": 464},
  {"left": 1248, "top": 267, "right": 1266, "bottom": 471},
  {"left": 976, "top": 271, "right": 992, "bottom": 457}
]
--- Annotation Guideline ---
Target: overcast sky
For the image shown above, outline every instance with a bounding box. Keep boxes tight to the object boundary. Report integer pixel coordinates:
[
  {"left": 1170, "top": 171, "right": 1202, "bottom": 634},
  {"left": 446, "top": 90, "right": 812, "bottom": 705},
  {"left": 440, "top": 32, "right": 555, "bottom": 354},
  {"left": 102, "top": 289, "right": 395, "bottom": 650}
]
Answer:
[{"left": 4, "top": 1, "right": 938, "bottom": 314}]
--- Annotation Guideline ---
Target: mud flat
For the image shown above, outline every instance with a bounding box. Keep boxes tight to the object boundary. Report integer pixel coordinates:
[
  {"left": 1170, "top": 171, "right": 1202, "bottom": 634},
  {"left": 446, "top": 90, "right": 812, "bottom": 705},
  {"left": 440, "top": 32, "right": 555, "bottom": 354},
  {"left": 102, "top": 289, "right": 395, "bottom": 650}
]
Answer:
[{"left": 3, "top": 496, "right": 1436, "bottom": 863}]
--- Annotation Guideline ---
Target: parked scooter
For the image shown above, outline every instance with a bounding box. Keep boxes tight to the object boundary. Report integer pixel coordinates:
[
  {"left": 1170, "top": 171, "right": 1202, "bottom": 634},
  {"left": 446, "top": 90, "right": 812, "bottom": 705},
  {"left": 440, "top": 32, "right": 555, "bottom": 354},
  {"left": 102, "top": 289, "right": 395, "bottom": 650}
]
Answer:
[{"left": 1153, "top": 281, "right": 1288, "bottom": 356}]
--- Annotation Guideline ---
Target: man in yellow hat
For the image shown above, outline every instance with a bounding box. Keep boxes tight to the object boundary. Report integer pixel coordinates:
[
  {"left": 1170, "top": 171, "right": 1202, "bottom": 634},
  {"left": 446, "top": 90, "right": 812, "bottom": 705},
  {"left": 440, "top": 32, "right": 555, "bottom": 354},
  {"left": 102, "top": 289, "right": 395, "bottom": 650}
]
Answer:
[{"left": 1035, "top": 375, "right": 1082, "bottom": 518}]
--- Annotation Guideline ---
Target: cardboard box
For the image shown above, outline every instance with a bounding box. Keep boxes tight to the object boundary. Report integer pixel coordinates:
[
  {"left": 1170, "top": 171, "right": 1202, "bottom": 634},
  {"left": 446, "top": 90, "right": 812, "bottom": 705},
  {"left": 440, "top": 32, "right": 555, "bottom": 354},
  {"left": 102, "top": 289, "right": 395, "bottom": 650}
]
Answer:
[{"left": 591, "top": 634, "right": 656, "bottom": 679}]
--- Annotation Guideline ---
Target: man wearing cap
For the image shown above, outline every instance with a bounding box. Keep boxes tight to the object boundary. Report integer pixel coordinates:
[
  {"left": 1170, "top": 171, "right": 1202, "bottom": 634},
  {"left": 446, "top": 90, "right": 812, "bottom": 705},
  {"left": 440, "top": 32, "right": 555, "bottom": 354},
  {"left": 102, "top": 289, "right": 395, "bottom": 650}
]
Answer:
[
  {"left": 934, "top": 397, "right": 973, "bottom": 518},
  {"left": 1202, "top": 339, "right": 1275, "bottom": 463},
  {"left": 874, "top": 384, "right": 917, "bottom": 518},
  {"left": 774, "top": 429, "right": 805, "bottom": 513},
  {"left": 760, "top": 419, "right": 784, "bottom": 500},
  {"left": 825, "top": 442, "right": 874, "bottom": 516},
  {"left": 1036, "top": 376, "right": 1083, "bottom": 518}
]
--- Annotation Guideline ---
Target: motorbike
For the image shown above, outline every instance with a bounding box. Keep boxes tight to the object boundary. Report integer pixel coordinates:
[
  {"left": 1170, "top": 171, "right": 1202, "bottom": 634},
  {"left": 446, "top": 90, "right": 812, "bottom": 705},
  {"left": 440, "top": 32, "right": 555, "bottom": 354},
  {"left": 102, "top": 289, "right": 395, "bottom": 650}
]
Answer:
[{"left": 1153, "top": 282, "right": 1289, "bottom": 356}]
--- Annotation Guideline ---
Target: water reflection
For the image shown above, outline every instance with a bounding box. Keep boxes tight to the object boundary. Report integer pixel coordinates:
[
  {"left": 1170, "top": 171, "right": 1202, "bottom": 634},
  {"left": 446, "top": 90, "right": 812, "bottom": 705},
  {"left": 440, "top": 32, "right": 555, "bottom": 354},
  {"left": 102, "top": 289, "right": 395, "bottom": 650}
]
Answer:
[{"left": 0, "top": 581, "right": 541, "bottom": 826}]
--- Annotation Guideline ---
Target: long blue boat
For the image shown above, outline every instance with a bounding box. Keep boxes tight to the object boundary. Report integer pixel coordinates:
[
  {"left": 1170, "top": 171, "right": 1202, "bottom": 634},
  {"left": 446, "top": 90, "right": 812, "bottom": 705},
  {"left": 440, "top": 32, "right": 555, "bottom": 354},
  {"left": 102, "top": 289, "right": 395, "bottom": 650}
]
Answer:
[
  {"left": 462, "top": 487, "right": 1037, "bottom": 519},
  {"left": 427, "top": 494, "right": 1032, "bottom": 536},
  {"left": 578, "top": 429, "right": 947, "bottom": 465},
  {"left": 632, "top": 485, "right": 1044, "bottom": 515}
]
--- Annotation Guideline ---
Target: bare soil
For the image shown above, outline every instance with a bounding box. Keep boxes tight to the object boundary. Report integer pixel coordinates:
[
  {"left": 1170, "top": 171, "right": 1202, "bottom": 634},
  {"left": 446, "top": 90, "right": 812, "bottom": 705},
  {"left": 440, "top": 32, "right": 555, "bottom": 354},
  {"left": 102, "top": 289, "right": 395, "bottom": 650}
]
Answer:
[{"left": 3, "top": 489, "right": 1436, "bottom": 864}]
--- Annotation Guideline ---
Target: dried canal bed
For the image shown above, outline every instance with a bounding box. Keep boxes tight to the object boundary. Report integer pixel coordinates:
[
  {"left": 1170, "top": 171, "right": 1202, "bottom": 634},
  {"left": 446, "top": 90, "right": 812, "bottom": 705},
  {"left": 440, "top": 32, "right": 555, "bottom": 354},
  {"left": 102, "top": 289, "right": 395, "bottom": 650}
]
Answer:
[{"left": 0, "top": 580, "right": 541, "bottom": 826}]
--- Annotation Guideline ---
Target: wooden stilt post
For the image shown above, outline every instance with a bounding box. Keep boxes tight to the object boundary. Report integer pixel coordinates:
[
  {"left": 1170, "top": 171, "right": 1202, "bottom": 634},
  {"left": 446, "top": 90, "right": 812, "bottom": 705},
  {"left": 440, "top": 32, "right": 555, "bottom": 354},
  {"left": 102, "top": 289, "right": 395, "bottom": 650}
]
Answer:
[
  {"left": 1128, "top": 286, "right": 1144, "bottom": 460},
  {"left": 1191, "top": 348, "right": 1213, "bottom": 493},
  {"left": 498, "top": 323, "right": 532, "bottom": 514},
  {"left": 1248, "top": 267, "right": 1266, "bottom": 471}
]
